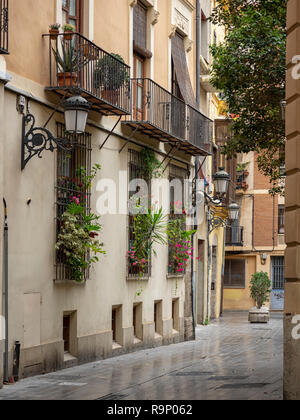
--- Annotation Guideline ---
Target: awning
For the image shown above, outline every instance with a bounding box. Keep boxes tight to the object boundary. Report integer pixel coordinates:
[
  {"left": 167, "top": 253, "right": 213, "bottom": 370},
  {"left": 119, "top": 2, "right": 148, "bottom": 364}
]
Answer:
[{"left": 171, "top": 33, "right": 198, "bottom": 109}]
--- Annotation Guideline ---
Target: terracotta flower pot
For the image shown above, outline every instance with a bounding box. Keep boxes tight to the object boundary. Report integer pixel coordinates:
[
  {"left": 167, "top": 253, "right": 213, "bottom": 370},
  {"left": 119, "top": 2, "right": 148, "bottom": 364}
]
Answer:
[
  {"left": 244, "top": 170, "right": 249, "bottom": 177},
  {"left": 49, "top": 29, "right": 59, "bottom": 40},
  {"left": 64, "top": 31, "right": 74, "bottom": 41},
  {"left": 57, "top": 72, "right": 78, "bottom": 87}
]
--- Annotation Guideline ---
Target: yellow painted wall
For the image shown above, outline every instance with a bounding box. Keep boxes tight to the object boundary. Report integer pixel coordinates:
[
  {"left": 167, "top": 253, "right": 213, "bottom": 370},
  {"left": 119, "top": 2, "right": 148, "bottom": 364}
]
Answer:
[{"left": 223, "top": 256, "right": 256, "bottom": 311}]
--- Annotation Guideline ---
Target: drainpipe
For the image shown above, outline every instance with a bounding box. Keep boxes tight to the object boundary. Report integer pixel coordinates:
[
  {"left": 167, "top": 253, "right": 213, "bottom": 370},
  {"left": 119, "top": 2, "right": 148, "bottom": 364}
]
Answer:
[
  {"left": 3, "top": 198, "right": 8, "bottom": 384},
  {"left": 190, "top": 0, "right": 202, "bottom": 333}
]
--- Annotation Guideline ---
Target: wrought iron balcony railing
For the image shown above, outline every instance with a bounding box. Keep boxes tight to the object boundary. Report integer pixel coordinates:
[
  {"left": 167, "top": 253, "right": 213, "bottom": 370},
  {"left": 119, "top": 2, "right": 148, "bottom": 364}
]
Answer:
[
  {"left": 226, "top": 226, "right": 244, "bottom": 246},
  {"left": 0, "top": 0, "right": 8, "bottom": 54},
  {"left": 44, "top": 32, "right": 131, "bottom": 116},
  {"left": 123, "top": 78, "right": 212, "bottom": 156}
]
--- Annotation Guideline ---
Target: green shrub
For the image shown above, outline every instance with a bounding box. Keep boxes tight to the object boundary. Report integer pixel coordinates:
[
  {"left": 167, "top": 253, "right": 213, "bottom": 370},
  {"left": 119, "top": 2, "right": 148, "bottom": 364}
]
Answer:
[{"left": 250, "top": 272, "right": 271, "bottom": 309}]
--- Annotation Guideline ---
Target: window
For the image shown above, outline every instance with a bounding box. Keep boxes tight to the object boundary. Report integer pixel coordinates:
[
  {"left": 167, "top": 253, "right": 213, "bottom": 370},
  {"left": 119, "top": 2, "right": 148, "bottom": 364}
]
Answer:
[
  {"left": 63, "top": 311, "right": 77, "bottom": 358},
  {"left": 133, "top": 303, "right": 143, "bottom": 341},
  {"left": 168, "top": 165, "right": 188, "bottom": 274},
  {"left": 271, "top": 256, "right": 285, "bottom": 290},
  {"left": 62, "top": 0, "right": 82, "bottom": 33},
  {"left": 172, "top": 299, "right": 180, "bottom": 332},
  {"left": 224, "top": 259, "right": 246, "bottom": 288},
  {"left": 56, "top": 123, "right": 92, "bottom": 282},
  {"left": 278, "top": 205, "right": 285, "bottom": 234},
  {"left": 112, "top": 306, "right": 123, "bottom": 346},
  {"left": 154, "top": 301, "right": 163, "bottom": 336},
  {"left": 201, "top": 12, "right": 209, "bottom": 62},
  {"left": 63, "top": 315, "right": 71, "bottom": 353},
  {"left": 128, "top": 150, "right": 151, "bottom": 277},
  {"left": 133, "top": 54, "right": 145, "bottom": 120}
]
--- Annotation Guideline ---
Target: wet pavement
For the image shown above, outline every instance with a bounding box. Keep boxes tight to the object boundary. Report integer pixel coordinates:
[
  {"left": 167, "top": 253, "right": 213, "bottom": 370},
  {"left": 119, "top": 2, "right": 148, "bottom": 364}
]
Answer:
[{"left": 0, "top": 312, "right": 283, "bottom": 400}]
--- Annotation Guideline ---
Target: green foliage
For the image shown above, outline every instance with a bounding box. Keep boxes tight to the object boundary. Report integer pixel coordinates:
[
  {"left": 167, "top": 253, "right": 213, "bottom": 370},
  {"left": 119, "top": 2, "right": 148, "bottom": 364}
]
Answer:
[
  {"left": 63, "top": 23, "right": 75, "bottom": 32},
  {"left": 140, "top": 149, "right": 163, "bottom": 179},
  {"left": 55, "top": 164, "right": 105, "bottom": 283},
  {"left": 49, "top": 23, "right": 60, "bottom": 30},
  {"left": 250, "top": 272, "right": 271, "bottom": 309},
  {"left": 236, "top": 162, "right": 249, "bottom": 173},
  {"left": 52, "top": 40, "right": 79, "bottom": 73},
  {"left": 133, "top": 206, "right": 167, "bottom": 261},
  {"left": 210, "top": 0, "right": 287, "bottom": 194},
  {"left": 94, "top": 53, "right": 129, "bottom": 90},
  {"left": 167, "top": 218, "right": 196, "bottom": 274}
]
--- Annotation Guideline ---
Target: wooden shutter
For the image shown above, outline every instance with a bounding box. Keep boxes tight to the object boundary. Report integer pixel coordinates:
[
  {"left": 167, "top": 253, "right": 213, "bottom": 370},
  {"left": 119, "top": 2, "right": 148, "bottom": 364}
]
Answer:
[{"left": 224, "top": 259, "right": 246, "bottom": 288}]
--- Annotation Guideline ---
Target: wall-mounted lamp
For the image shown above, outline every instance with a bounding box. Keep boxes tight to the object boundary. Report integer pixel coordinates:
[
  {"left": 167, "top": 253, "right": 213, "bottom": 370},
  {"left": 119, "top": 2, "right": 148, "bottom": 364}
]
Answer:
[
  {"left": 260, "top": 253, "right": 268, "bottom": 265},
  {"left": 280, "top": 100, "right": 286, "bottom": 122},
  {"left": 21, "top": 95, "right": 91, "bottom": 170}
]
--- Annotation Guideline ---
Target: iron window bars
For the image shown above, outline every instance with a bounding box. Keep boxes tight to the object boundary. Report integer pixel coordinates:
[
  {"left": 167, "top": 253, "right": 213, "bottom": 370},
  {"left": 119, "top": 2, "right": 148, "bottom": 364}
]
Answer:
[
  {"left": 225, "top": 225, "right": 244, "bottom": 247},
  {"left": 271, "top": 256, "right": 285, "bottom": 290},
  {"left": 0, "top": 0, "right": 8, "bottom": 54},
  {"left": 128, "top": 149, "right": 151, "bottom": 278},
  {"left": 44, "top": 32, "right": 131, "bottom": 116},
  {"left": 124, "top": 78, "right": 213, "bottom": 156},
  {"left": 168, "top": 164, "right": 188, "bottom": 275},
  {"left": 55, "top": 123, "right": 92, "bottom": 282}
]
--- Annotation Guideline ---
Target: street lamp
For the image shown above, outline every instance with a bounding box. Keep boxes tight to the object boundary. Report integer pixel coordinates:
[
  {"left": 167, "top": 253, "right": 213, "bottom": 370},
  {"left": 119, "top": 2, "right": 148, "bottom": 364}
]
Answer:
[
  {"left": 21, "top": 94, "right": 91, "bottom": 170},
  {"left": 63, "top": 95, "right": 91, "bottom": 134},
  {"left": 213, "top": 167, "right": 230, "bottom": 197},
  {"left": 228, "top": 202, "right": 240, "bottom": 221}
]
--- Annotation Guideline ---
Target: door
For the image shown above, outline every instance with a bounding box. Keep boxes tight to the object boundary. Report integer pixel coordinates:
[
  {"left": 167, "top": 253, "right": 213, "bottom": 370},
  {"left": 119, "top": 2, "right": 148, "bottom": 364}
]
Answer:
[
  {"left": 271, "top": 256, "right": 285, "bottom": 310},
  {"left": 133, "top": 55, "right": 146, "bottom": 121},
  {"left": 62, "top": 0, "right": 83, "bottom": 33}
]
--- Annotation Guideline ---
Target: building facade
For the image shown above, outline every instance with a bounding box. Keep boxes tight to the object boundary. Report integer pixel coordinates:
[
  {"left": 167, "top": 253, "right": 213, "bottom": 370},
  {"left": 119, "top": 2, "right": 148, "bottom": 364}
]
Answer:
[
  {"left": 285, "top": 0, "right": 300, "bottom": 401},
  {"left": 0, "top": 0, "right": 225, "bottom": 384}
]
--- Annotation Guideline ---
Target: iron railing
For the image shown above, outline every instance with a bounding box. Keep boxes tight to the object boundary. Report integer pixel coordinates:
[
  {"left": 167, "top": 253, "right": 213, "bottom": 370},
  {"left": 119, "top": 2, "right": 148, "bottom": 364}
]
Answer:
[
  {"left": 226, "top": 226, "right": 244, "bottom": 246},
  {"left": 44, "top": 32, "right": 131, "bottom": 116},
  {"left": 126, "top": 78, "right": 212, "bottom": 154},
  {"left": 0, "top": 0, "right": 8, "bottom": 54}
]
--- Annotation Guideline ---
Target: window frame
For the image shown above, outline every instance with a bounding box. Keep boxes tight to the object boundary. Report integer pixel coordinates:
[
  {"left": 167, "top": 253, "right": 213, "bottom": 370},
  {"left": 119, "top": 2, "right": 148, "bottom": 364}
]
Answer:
[
  {"left": 278, "top": 205, "right": 285, "bottom": 235},
  {"left": 224, "top": 258, "right": 246, "bottom": 289},
  {"left": 62, "top": 0, "right": 83, "bottom": 33}
]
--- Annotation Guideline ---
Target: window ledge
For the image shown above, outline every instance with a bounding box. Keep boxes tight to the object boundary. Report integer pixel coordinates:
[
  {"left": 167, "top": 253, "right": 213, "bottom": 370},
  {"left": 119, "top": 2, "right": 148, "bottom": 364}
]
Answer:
[
  {"left": 224, "top": 286, "right": 246, "bottom": 290},
  {"left": 167, "top": 274, "right": 185, "bottom": 280},
  {"left": 54, "top": 279, "right": 86, "bottom": 286},
  {"left": 126, "top": 276, "right": 150, "bottom": 282}
]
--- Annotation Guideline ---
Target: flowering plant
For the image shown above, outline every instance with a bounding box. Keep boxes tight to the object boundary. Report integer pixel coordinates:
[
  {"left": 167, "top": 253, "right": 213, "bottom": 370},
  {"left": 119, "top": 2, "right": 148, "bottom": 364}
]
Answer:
[
  {"left": 167, "top": 218, "right": 196, "bottom": 274},
  {"left": 56, "top": 164, "right": 105, "bottom": 282}
]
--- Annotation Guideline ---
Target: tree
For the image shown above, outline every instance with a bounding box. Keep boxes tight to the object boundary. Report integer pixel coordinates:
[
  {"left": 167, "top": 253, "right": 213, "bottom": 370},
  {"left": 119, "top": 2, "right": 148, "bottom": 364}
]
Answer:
[{"left": 210, "top": 0, "right": 287, "bottom": 194}]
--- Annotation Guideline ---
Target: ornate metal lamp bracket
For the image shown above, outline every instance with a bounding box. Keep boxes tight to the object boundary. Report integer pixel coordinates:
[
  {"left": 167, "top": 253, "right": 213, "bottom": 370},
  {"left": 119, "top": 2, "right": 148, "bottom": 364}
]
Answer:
[
  {"left": 208, "top": 210, "right": 227, "bottom": 234},
  {"left": 21, "top": 113, "right": 70, "bottom": 170}
]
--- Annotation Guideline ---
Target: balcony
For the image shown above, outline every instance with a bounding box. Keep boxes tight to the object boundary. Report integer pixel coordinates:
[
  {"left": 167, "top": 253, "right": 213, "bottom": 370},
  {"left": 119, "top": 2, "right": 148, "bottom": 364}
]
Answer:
[
  {"left": 0, "top": 0, "right": 8, "bottom": 54},
  {"left": 44, "top": 32, "right": 131, "bottom": 116},
  {"left": 123, "top": 78, "right": 212, "bottom": 156},
  {"left": 226, "top": 226, "right": 244, "bottom": 246}
]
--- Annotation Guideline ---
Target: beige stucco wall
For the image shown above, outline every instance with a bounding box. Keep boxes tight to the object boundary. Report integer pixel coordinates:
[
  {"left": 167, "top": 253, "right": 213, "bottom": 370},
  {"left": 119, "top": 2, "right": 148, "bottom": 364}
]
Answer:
[{"left": 0, "top": 0, "right": 217, "bottom": 379}]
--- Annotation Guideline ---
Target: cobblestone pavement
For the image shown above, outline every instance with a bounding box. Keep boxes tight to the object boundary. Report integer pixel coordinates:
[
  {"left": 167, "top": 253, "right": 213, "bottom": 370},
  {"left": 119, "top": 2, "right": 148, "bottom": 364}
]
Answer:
[{"left": 0, "top": 312, "right": 283, "bottom": 400}]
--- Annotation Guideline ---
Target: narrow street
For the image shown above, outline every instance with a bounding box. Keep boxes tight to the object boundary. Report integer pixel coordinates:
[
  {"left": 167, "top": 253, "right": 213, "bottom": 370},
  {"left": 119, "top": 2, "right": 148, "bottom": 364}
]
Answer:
[{"left": 0, "top": 312, "right": 283, "bottom": 401}]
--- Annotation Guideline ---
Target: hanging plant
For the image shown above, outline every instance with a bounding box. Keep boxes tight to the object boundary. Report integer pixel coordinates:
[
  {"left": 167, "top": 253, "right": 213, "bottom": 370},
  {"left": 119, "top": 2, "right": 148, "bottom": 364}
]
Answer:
[
  {"left": 140, "top": 149, "right": 163, "bottom": 179},
  {"left": 55, "top": 164, "right": 105, "bottom": 283},
  {"left": 167, "top": 218, "right": 197, "bottom": 275}
]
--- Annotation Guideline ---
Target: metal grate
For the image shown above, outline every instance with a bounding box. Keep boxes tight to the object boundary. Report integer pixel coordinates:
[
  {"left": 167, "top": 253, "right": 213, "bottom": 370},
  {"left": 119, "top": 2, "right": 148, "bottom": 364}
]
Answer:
[
  {"left": 271, "top": 256, "right": 285, "bottom": 290},
  {"left": 225, "top": 225, "right": 244, "bottom": 246},
  {"left": 128, "top": 149, "right": 151, "bottom": 278},
  {"left": 168, "top": 165, "right": 188, "bottom": 275},
  {"left": 55, "top": 123, "right": 92, "bottom": 282},
  {"left": 0, "top": 0, "right": 8, "bottom": 54}
]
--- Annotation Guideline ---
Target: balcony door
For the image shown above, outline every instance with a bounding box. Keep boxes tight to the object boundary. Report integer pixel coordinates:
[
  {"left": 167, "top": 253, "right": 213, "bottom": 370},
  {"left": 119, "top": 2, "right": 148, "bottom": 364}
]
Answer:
[
  {"left": 62, "top": 0, "right": 83, "bottom": 33},
  {"left": 133, "top": 54, "right": 146, "bottom": 121}
]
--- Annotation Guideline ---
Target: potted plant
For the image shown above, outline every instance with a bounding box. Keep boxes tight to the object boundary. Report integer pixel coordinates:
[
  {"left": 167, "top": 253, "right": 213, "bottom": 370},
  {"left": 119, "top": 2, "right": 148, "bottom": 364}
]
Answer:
[
  {"left": 249, "top": 272, "right": 271, "bottom": 323},
  {"left": 52, "top": 40, "right": 79, "bottom": 87},
  {"left": 49, "top": 23, "right": 60, "bottom": 40},
  {"left": 63, "top": 23, "right": 76, "bottom": 41},
  {"left": 94, "top": 53, "right": 129, "bottom": 103}
]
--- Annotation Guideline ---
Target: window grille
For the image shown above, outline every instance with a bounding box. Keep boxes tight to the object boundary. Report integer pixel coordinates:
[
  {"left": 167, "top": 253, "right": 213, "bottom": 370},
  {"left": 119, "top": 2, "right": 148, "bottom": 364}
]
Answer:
[
  {"left": 271, "top": 256, "right": 285, "bottom": 290},
  {"left": 168, "top": 165, "right": 188, "bottom": 275},
  {"left": 0, "top": 0, "right": 8, "bottom": 54},
  {"left": 55, "top": 123, "right": 92, "bottom": 281},
  {"left": 128, "top": 149, "right": 151, "bottom": 278},
  {"left": 224, "top": 259, "right": 246, "bottom": 288}
]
